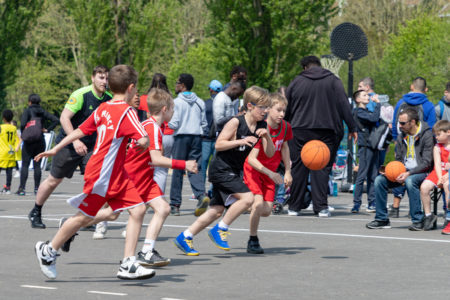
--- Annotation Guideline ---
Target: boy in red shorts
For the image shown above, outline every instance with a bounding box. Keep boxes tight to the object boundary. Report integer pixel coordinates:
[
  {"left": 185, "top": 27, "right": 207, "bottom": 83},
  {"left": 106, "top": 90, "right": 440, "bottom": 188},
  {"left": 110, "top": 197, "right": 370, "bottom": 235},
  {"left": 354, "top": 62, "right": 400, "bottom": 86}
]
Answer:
[
  {"left": 244, "top": 92, "right": 293, "bottom": 254},
  {"left": 34, "top": 65, "right": 155, "bottom": 280},
  {"left": 419, "top": 120, "right": 450, "bottom": 231}
]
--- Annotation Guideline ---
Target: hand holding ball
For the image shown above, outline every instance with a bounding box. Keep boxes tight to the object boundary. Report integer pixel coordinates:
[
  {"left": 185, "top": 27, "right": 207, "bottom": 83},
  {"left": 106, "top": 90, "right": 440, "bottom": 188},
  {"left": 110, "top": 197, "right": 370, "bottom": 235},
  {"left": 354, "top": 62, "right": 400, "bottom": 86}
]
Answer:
[
  {"left": 301, "top": 140, "right": 330, "bottom": 170},
  {"left": 384, "top": 161, "right": 406, "bottom": 182}
]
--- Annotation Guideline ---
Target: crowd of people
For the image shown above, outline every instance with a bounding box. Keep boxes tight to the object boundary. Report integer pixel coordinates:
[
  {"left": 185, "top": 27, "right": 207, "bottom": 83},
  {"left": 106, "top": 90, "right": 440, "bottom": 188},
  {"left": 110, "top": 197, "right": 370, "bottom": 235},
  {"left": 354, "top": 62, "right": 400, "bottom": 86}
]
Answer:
[{"left": 1, "top": 55, "right": 449, "bottom": 281}]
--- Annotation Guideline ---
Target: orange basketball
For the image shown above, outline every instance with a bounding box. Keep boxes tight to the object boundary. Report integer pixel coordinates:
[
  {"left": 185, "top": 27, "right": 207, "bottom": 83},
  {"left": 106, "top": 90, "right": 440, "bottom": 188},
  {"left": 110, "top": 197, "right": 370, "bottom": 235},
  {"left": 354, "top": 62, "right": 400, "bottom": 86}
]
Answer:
[
  {"left": 384, "top": 161, "right": 406, "bottom": 182},
  {"left": 301, "top": 140, "right": 330, "bottom": 170}
]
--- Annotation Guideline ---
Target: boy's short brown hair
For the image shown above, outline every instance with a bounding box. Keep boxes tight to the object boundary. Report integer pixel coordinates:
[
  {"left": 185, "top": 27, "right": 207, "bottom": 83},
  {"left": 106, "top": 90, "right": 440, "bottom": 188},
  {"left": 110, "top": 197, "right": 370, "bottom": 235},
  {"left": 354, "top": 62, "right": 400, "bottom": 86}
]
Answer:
[
  {"left": 147, "top": 88, "right": 173, "bottom": 115},
  {"left": 433, "top": 120, "right": 450, "bottom": 134},
  {"left": 108, "top": 65, "right": 138, "bottom": 94},
  {"left": 243, "top": 86, "right": 270, "bottom": 107},
  {"left": 269, "top": 92, "right": 288, "bottom": 107}
]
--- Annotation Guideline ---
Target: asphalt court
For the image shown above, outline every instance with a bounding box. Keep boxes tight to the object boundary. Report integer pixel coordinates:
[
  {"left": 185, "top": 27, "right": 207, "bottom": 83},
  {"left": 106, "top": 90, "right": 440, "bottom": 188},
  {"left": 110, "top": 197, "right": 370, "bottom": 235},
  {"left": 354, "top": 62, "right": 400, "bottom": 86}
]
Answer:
[{"left": 1, "top": 171, "right": 450, "bottom": 300}]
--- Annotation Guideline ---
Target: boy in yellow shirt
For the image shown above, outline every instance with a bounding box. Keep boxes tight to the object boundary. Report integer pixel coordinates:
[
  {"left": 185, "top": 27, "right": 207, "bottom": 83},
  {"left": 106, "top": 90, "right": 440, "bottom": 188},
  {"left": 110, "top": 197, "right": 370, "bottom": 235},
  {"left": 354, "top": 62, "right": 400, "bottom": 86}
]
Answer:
[{"left": 0, "top": 110, "right": 19, "bottom": 194}]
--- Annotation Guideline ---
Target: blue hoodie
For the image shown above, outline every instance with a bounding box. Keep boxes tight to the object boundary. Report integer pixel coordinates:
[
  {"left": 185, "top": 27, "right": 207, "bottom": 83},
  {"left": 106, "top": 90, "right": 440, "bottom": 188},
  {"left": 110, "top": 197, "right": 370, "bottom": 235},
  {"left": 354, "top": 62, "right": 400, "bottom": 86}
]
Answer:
[{"left": 392, "top": 92, "right": 436, "bottom": 140}]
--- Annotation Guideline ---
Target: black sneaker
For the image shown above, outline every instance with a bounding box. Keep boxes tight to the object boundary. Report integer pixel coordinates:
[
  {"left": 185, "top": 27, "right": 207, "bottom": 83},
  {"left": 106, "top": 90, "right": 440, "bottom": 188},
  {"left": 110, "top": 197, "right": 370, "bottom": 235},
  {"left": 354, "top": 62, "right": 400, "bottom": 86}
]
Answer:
[
  {"left": 17, "top": 188, "right": 25, "bottom": 196},
  {"left": 28, "top": 208, "right": 46, "bottom": 229},
  {"left": 247, "top": 239, "right": 264, "bottom": 254},
  {"left": 272, "top": 202, "right": 284, "bottom": 215},
  {"left": 194, "top": 195, "right": 210, "bottom": 217},
  {"left": 170, "top": 206, "right": 180, "bottom": 216},
  {"left": 423, "top": 214, "right": 437, "bottom": 231},
  {"left": 366, "top": 220, "right": 391, "bottom": 229},
  {"left": 408, "top": 222, "right": 424, "bottom": 231},
  {"left": 388, "top": 206, "right": 400, "bottom": 218},
  {"left": 137, "top": 249, "right": 171, "bottom": 267},
  {"left": 59, "top": 217, "right": 78, "bottom": 252}
]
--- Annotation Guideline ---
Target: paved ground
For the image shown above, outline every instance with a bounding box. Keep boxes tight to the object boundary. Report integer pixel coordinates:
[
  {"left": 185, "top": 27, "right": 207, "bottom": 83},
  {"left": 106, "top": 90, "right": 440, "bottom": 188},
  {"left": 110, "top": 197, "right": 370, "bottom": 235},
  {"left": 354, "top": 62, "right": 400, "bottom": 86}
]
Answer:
[{"left": 1, "top": 171, "right": 450, "bottom": 300}]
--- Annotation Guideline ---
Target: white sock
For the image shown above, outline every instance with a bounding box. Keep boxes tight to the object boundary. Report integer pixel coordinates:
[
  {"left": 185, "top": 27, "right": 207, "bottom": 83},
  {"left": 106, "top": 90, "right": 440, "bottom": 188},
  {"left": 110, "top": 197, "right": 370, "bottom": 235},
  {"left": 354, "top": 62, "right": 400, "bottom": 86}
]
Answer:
[
  {"left": 142, "top": 239, "right": 155, "bottom": 253},
  {"left": 47, "top": 242, "right": 58, "bottom": 256},
  {"left": 183, "top": 229, "right": 193, "bottom": 239},
  {"left": 218, "top": 220, "right": 229, "bottom": 230},
  {"left": 425, "top": 213, "right": 431, "bottom": 217},
  {"left": 123, "top": 255, "right": 136, "bottom": 263}
]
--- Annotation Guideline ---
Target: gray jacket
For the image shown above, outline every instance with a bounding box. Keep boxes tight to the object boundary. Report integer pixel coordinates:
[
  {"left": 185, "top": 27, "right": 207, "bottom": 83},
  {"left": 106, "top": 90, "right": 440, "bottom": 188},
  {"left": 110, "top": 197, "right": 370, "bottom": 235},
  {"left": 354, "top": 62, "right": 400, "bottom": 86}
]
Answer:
[
  {"left": 395, "top": 122, "right": 434, "bottom": 175},
  {"left": 169, "top": 92, "right": 207, "bottom": 136}
]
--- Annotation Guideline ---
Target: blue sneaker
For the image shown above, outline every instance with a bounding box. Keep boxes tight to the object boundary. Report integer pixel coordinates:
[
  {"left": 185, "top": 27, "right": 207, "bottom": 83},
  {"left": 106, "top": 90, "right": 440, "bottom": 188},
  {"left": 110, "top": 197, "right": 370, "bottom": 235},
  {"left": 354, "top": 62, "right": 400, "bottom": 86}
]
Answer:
[
  {"left": 173, "top": 232, "right": 199, "bottom": 256},
  {"left": 351, "top": 203, "right": 360, "bottom": 213},
  {"left": 208, "top": 224, "right": 230, "bottom": 251},
  {"left": 366, "top": 205, "right": 376, "bottom": 213}
]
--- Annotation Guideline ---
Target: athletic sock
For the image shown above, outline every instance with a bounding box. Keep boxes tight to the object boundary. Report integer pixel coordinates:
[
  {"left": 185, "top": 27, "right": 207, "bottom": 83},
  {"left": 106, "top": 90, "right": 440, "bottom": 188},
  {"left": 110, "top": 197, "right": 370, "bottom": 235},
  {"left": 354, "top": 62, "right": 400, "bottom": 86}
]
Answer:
[
  {"left": 218, "top": 220, "right": 229, "bottom": 230},
  {"left": 142, "top": 239, "right": 155, "bottom": 253},
  {"left": 34, "top": 203, "right": 43, "bottom": 212},
  {"left": 47, "top": 243, "right": 58, "bottom": 257},
  {"left": 183, "top": 229, "right": 194, "bottom": 239},
  {"left": 249, "top": 235, "right": 258, "bottom": 241},
  {"left": 425, "top": 213, "right": 431, "bottom": 217}
]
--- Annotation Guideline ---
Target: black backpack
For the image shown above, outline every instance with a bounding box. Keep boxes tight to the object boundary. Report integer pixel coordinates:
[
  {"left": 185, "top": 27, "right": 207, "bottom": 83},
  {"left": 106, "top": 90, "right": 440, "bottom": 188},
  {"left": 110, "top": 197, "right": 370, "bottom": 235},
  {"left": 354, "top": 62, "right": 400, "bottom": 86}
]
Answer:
[{"left": 21, "top": 110, "right": 43, "bottom": 142}]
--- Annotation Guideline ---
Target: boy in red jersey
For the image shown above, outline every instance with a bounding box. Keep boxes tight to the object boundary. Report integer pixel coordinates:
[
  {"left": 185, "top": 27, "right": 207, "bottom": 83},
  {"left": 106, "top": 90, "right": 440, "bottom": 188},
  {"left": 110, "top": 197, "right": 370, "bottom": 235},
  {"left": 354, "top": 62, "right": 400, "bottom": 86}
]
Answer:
[
  {"left": 244, "top": 93, "right": 293, "bottom": 254},
  {"left": 33, "top": 65, "right": 155, "bottom": 280}
]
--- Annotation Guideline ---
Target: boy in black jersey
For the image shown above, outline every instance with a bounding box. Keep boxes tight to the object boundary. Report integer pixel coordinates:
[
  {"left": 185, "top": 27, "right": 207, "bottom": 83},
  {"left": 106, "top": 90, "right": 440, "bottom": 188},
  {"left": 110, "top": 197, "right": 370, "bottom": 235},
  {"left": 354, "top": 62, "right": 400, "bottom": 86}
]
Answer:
[{"left": 174, "top": 86, "right": 275, "bottom": 255}]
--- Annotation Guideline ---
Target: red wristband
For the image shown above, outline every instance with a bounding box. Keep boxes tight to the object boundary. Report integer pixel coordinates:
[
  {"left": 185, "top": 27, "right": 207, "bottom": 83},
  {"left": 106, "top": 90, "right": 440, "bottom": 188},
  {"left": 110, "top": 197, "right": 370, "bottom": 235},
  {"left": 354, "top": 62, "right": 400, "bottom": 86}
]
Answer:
[{"left": 172, "top": 159, "right": 186, "bottom": 170}]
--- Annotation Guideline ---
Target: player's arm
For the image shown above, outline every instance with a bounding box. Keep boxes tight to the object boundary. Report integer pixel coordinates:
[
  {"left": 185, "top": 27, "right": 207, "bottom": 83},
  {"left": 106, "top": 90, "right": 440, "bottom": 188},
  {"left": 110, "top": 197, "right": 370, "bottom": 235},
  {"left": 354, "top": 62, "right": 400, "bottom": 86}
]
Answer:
[
  {"left": 281, "top": 141, "right": 292, "bottom": 187},
  {"left": 215, "top": 118, "right": 257, "bottom": 152},
  {"left": 149, "top": 149, "right": 198, "bottom": 173},
  {"left": 247, "top": 147, "right": 283, "bottom": 184},
  {"left": 256, "top": 127, "right": 275, "bottom": 158},
  {"left": 35, "top": 128, "right": 86, "bottom": 161},
  {"left": 60, "top": 108, "right": 88, "bottom": 156},
  {"left": 433, "top": 146, "right": 443, "bottom": 183}
]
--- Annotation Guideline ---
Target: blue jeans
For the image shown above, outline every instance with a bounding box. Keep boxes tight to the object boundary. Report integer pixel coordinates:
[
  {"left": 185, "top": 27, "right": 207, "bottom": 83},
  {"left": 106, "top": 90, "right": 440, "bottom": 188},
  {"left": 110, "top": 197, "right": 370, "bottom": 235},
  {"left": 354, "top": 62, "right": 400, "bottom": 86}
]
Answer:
[
  {"left": 201, "top": 140, "right": 215, "bottom": 184},
  {"left": 374, "top": 173, "right": 427, "bottom": 223},
  {"left": 170, "top": 135, "right": 204, "bottom": 207}
]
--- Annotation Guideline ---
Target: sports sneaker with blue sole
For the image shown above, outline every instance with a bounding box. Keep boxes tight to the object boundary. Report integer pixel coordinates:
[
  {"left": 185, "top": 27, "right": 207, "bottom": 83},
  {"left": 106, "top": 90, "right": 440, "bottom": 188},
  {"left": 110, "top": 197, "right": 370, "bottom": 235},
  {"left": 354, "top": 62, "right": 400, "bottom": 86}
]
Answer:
[
  {"left": 208, "top": 223, "right": 230, "bottom": 251},
  {"left": 173, "top": 232, "right": 199, "bottom": 256}
]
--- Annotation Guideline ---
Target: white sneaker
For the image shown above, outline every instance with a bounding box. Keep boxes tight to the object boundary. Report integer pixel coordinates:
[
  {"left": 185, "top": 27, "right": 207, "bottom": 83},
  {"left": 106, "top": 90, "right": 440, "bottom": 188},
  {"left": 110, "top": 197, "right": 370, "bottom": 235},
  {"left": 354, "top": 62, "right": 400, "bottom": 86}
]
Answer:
[
  {"left": 318, "top": 209, "right": 331, "bottom": 218},
  {"left": 117, "top": 257, "right": 156, "bottom": 280},
  {"left": 305, "top": 203, "right": 313, "bottom": 211},
  {"left": 328, "top": 206, "right": 335, "bottom": 212},
  {"left": 93, "top": 221, "right": 108, "bottom": 240},
  {"left": 287, "top": 210, "right": 300, "bottom": 216},
  {"left": 35, "top": 241, "right": 57, "bottom": 279},
  {"left": 121, "top": 230, "right": 127, "bottom": 238}
]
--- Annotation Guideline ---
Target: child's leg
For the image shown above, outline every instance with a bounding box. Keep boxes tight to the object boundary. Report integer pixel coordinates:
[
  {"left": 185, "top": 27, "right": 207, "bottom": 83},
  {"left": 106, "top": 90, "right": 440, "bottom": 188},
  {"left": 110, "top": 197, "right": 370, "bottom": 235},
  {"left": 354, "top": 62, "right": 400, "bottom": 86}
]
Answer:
[
  {"left": 249, "top": 195, "right": 273, "bottom": 236},
  {"left": 420, "top": 180, "right": 435, "bottom": 215},
  {"left": 51, "top": 212, "right": 92, "bottom": 250},
  {"left": 123, "top": 203, "right": 146, "bottom": 259},
  {"left": 222, "top": 192, "right": 254, "bottom": 226},
  {"left": 5, "top": 167, "right": 12, "bottom": 187},
  {"left": 144, "top": 197, "right": 170, "bottom": 241},
  {"left": 189, "top": 205, "right": 225, "bottom": 235}
]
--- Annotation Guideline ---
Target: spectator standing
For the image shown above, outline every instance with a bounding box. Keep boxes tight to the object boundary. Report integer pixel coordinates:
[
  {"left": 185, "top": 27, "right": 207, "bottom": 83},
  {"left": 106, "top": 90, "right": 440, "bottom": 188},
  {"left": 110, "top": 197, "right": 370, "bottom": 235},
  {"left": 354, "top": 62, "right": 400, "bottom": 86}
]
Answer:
[
  {"left": 213, "top": 81, "right": 246, "bottom": 131},
  {"left": 17, "top": 94, "right": 59, "bottom": 196},
  {"left": 168, "top": 73, "right": 209, "bottom": 216},
  {"left": 223, "top": 66, "right": 247, "bottom": 114},
  {"left": 202, "top": 80, "right": 222, "bottom": 193},
  {"left": 28, "top": 66, "right": 111, "bottom": 229},
  {"left": 366, "top": 108, "right": 433, "bottom": 230},
  {"left": 284, "top": 55, "right": 357, "bottom": 217},
  {"left": 434, "top": 82, "right": 450, "bottom": 121}
]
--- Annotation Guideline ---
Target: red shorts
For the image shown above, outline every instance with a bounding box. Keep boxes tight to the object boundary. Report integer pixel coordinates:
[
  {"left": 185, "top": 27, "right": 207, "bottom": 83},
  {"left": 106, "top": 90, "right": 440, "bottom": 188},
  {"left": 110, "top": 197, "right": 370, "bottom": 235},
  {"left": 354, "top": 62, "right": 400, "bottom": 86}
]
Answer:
[
  {"left": 244, "top": 168, "right": 276, "bottom": 202},
  {"left": 425, "top": 169, "right": 448, "bottom": 186},
  {"left": 68, "top": 179, "right": 144, "bottom": 217},
  {"left": 139, "top": 180, "right": 164, "bottom": 204}
]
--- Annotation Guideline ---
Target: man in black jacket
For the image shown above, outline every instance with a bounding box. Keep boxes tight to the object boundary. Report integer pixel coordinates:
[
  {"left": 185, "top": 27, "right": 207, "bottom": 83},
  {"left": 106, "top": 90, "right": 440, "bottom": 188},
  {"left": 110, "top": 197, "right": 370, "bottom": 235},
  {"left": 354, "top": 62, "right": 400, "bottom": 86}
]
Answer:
[{"left": 285, "top": 56, "right": 357, "bottom": 217}]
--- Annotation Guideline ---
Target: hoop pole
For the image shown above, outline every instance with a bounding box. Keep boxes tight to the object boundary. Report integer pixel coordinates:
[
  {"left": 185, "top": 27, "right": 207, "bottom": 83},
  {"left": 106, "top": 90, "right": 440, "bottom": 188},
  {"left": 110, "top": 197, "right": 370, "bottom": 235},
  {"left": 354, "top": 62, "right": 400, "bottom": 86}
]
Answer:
[{"left": 347, "top": 60, "right": 354, "bottom": 183}]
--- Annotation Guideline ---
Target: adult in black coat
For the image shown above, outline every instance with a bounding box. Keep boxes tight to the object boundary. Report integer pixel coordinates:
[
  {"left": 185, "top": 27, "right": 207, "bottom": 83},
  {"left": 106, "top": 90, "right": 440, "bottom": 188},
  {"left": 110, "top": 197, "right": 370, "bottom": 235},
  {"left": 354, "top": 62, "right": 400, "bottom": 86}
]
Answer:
[{"left": 285, "top": 56, "right": 357, "bottom": 216}]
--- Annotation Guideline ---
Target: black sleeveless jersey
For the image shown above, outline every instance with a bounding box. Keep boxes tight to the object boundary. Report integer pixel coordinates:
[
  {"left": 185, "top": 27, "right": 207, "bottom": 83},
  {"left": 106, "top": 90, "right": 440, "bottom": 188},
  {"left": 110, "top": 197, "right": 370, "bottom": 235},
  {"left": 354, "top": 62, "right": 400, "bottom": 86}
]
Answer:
[{"left": 208, "top": 115, "right": 266, "bottom": 181}]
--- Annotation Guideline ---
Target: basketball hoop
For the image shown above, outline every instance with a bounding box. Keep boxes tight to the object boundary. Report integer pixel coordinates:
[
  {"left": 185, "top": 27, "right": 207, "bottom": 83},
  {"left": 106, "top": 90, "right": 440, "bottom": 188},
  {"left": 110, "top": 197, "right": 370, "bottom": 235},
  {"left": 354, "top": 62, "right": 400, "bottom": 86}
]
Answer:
[{"left": 321, "top": 55, "right": 344, "bottom": 77}]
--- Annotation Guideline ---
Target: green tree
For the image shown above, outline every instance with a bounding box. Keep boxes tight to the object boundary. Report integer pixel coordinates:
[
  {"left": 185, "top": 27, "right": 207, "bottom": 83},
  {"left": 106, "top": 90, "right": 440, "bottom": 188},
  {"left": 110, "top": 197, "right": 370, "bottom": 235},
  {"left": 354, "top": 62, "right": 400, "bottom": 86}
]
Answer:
[
  {"left": 0, "top": 0, "right": 44, "bottom": 110},
  {"left": 374, "top": 14, "right": 449, "bottom": 102},
  {"left": 205, "top": 0, "right": 336, "bottom": 89}
]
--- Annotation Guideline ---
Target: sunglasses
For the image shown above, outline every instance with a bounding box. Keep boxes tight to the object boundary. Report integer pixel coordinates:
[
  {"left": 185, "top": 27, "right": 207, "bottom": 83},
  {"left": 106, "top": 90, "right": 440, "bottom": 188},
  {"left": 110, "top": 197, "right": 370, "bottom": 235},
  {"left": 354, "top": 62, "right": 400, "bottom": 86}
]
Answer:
[
  {"left": 398, "top": 120, "right": 410, "bottom": 126},
  {"left": 251, "top": 102, "right": 268, "bottom": 110}
]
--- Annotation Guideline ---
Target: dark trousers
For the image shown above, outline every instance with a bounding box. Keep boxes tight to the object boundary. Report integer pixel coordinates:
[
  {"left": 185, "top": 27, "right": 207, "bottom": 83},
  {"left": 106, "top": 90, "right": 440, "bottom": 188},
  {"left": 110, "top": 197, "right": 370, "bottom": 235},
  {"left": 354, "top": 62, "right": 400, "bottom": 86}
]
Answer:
[
  {"left": 0, "top": 167, "right": 13, "bottom": 187},
  {"left": 20, "top": 139, "right": 45, "bottom": 190},
  {"left": 170, "top": 134, "right": 205, "bottom": 207},
  {"left": 353, "top": 146, "right": 378, "bottom": 206},
  {"left": 287, "top": 129, "right": 341, "bottom": 213}
]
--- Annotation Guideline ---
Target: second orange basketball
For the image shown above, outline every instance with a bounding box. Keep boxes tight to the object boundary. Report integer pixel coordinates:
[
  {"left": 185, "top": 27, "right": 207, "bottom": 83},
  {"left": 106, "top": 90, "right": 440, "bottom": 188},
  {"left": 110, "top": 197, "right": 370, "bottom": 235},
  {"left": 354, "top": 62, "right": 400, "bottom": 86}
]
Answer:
[{"left": 301, "top": 140, "right": 330, "bottom": 170}]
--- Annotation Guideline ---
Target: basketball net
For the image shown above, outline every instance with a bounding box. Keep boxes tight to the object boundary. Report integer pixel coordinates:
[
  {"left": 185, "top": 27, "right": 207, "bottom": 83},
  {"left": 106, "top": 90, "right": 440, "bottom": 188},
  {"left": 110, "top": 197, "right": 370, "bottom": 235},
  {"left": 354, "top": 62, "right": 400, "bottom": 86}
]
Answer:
[{"left": 321, "top": 55, "right": 344, "bottom": 78}]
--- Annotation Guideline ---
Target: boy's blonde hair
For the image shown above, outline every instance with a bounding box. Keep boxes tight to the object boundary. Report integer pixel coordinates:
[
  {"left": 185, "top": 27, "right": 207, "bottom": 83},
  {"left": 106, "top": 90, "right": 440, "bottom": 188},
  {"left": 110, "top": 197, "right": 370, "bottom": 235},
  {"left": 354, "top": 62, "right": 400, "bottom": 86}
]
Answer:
[
  {"left": 243, "top": 86, "right": 270, "bottom": 107},
  {"left": 147, "top": 88, "right": 173, "bottom": 115},
  {"left": 269, "top": 92, "right": 288, "bottom": 107},
  {"left": 432, "top": 120, "right": 450, "bottom": 134}
]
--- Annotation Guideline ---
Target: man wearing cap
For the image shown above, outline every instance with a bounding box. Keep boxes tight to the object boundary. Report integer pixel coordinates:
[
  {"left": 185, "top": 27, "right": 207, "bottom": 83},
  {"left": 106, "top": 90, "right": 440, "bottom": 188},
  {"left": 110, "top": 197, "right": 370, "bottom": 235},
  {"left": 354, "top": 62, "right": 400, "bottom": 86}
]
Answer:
[{"left": 202, "top": 80, "right": 222, "bottom": 193}]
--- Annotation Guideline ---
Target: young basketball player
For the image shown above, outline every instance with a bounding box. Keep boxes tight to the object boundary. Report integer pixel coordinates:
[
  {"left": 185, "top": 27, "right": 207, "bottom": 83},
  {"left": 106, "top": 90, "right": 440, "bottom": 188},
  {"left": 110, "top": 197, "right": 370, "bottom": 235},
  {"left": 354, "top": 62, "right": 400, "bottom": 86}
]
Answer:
[
  {"left": 244, "top": 92, "right": 293, "bottom": 254},
  {"left": 34, "top": 65, "right": 155, "bottom": 280},
  {"left": 174, "top": 86, "right": 275, "bottom": 255},
  {"left": 0, "top": 110, "right": 19, "bottom": 194}
]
